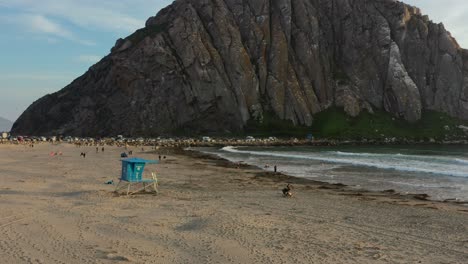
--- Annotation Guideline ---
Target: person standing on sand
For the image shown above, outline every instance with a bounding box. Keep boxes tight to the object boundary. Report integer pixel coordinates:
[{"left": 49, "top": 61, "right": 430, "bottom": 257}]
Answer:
[
  {"left": 102, "top": 147, "right": 105, "bottom": 152},
  {"left": 274, "top": 165, "right": 277, "bottom": 173}
]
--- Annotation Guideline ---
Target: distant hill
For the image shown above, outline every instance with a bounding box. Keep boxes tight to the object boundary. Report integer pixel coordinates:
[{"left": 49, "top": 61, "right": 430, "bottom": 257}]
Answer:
[{"left": 0, "top": 117, "right": 13, "bottom": 132}]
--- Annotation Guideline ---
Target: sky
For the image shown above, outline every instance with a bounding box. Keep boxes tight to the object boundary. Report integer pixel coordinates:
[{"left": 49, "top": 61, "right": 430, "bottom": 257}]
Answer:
[
  {"left": 0, "top": 0, "right": 173, "bottom": 121},
  {"left": 0, "top": 0, "right": 467, "bottom": 122}
]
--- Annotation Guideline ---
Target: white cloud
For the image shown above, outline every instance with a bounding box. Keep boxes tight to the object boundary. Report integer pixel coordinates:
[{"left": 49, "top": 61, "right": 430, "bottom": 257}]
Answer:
[
  {"left": 1, "top": 13, "right": 95, "bottom": 46},
  {"left": 0, "top": 0, "right": 174, "bottom": 121},
  {"left": 0, "top": 0, "right": 172, "bottom": 33},
  {"left": 29, "top": 14, "right": 73, "bottom": 39},
  {"left": 0, "top": 0, "right": 172, "bottom": 46}
]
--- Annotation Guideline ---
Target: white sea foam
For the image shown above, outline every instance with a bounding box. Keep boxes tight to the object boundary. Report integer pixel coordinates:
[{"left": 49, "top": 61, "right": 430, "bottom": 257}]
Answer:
[
  {"left": 220, "top": 146, "right": 468, "bottom": 178},
  {"left": 455, "top": 158, "right": 468, "bottom": 165}
]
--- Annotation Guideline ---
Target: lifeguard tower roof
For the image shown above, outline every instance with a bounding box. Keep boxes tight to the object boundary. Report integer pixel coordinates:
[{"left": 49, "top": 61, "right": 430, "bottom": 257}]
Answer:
[
  {"left": 121, "top": 157, "right": 158, "bottom": 164},
  {"left": 116, "top": 157, "right": 159, "bottom": 195},
  {"left": 120, "top": 158, "right": 158, "bottom": 183}
]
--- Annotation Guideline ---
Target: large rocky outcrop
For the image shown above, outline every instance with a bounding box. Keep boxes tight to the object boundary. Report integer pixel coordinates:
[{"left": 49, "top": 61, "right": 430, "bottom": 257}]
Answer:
[{"left": 12, "top": 0, "right": 468, "bottom": 136}]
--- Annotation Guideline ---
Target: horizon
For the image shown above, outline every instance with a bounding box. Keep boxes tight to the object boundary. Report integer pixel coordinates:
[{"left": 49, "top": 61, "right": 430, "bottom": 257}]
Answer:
[{"left": 1, "top": 0, "right": 467, "bottom": 122}]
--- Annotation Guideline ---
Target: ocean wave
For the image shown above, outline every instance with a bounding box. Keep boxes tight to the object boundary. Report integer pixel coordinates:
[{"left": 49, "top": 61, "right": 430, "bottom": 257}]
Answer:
[
  {"left": 330, "top": 151, "right": 468, "bottom": 165},
  {"left": 455, "top": 158, "right": 468, "bottom": 165},
  {"left": 220, "top": 147, "right": 468, "bottom": 178},
  {"left": 221, "top": 146, "right": 239, "bottom": 152},
  {"left": 331, "top": 151, "right": 406, "bottom": 158}
]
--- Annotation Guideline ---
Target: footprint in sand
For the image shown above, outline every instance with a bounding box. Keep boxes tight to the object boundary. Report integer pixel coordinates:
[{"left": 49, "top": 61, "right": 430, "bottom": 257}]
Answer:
[{"left": 96, "top": 249, "right": 130, "bottom": 262}]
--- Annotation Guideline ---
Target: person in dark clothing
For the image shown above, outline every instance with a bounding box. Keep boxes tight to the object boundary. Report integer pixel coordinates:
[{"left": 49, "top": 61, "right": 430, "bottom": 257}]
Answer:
[{"left": 282, "top": 184, "right": 293, "bottom": 197}]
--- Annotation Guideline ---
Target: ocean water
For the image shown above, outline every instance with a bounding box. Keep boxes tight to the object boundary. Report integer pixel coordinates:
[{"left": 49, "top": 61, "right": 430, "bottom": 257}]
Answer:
[{"left": 195, "top": 145, "right": 468, "bottom": 202}]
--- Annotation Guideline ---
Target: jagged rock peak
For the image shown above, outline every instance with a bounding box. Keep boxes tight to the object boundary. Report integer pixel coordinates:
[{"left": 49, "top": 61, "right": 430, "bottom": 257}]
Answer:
[{"left": 12, "top": 0, "right": 468, "bottom": 136}]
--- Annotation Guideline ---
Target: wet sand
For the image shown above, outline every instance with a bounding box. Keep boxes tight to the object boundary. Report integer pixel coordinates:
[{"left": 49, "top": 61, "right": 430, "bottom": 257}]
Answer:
[{"left": 0, "top": 143, "right": 467, "bottom": 263}]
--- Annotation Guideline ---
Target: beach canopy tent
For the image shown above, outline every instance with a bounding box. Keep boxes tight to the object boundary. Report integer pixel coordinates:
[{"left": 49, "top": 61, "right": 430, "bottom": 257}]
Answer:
[{"left": 115, "top": 158, "right": 159, "bottom": 195}]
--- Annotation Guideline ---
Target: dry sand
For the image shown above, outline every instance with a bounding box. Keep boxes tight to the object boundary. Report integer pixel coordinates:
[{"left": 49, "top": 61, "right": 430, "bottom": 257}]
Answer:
[{"left": 0, "top": 143, "right": 467, "bottom": 264}]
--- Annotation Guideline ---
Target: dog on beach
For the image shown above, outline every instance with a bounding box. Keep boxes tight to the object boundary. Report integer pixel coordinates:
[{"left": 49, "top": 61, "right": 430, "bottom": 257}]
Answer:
[{"left": 282, "top": 184, "right": 293, "bottom": 197}]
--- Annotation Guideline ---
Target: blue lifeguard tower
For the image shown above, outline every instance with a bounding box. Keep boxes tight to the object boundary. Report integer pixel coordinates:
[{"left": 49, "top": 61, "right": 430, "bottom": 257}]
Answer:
[{"left": 115, "top": 158, "right": 159, "bottom": 195}]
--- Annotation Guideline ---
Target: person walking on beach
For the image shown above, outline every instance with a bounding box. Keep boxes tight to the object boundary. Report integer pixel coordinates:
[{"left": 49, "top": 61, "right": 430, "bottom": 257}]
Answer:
[{"left": 274, "top": 165, "right": 277, "bottom": 173}]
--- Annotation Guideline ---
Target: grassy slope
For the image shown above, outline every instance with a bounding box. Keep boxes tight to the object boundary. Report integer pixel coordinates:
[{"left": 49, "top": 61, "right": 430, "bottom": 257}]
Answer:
[{"left": 244, "top": 108, "right": 468, "bottom": 140}]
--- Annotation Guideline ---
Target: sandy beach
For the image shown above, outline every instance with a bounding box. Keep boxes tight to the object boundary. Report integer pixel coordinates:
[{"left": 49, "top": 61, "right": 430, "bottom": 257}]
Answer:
[{"left": 0, "top": 143, "right": 467, "bottom": 263}]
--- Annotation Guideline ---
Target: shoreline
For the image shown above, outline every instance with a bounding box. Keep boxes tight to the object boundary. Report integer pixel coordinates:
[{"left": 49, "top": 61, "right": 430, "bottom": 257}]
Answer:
[
  {"left": 175, "top": 147, "right": 468, "bottom": 210},
  {"left": 1, "top": 143, "right": 467, "bottom": 263},
  {"left": 2, "top": 140, "right": 467, "bottom": 206}
]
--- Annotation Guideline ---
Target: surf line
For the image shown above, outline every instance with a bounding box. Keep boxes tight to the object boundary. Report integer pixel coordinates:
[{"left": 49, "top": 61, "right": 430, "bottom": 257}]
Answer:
[{"left": 220, "top": 146, "right": 468, "bottom": 178}]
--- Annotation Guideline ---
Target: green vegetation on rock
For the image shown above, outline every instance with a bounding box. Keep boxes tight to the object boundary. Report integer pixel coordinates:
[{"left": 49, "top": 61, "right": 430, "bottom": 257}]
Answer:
[
  {"left": 244, "top": 111, "right": 312, "bottom": 137},
  {"left": 244, "top": 108, "right": 468, "bottom": 140},
  {"left": 311, "top": 108, "right": 468, "bottom": 140}
]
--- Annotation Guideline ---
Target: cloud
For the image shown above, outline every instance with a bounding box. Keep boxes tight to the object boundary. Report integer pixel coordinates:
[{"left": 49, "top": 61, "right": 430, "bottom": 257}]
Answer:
[
  {"left": 0, "top": 0, "right": 172, "bottom": 33},
  {"left": 1, "top": 13, "right": 95, "bottom": 45},
  {"left": 29, "top": 14, "right": 73, "bottom": 39},
  {"left": 75, "top": 55, "right": 103, "bottom": 64},
  {"left": 0, "top": 0, "right": 172, "bottom": 46}
]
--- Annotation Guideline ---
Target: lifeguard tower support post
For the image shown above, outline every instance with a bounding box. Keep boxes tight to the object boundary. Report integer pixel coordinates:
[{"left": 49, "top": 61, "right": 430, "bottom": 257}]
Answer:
[{"left": 115, "top": 158, "right": 159, "bottom": 195}]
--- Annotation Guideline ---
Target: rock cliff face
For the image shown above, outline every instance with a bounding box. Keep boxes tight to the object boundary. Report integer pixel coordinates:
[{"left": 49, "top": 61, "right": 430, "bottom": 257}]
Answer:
[{"left": 12, "top": 0, "right": 468, "bottom": 136}]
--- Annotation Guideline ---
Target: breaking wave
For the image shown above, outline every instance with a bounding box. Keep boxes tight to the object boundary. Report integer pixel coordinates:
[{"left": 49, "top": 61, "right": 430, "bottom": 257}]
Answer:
[{"left": 220, "top": 146, "right": 468, "bottom": 178}]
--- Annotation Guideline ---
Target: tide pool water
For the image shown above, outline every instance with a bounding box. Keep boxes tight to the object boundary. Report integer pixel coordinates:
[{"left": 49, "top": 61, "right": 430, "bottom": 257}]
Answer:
[{"left": 196, "top": 145, "right": 468, "bottom": 202}]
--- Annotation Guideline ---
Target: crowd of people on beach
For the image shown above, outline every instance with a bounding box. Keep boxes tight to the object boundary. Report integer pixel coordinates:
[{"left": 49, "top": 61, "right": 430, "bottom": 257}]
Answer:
[
  {"left": 5, "top": 133, "right": 468, "bottom": 148},
  {"left": 4, "top": 135, "right": 299, "bottom": 197}
]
